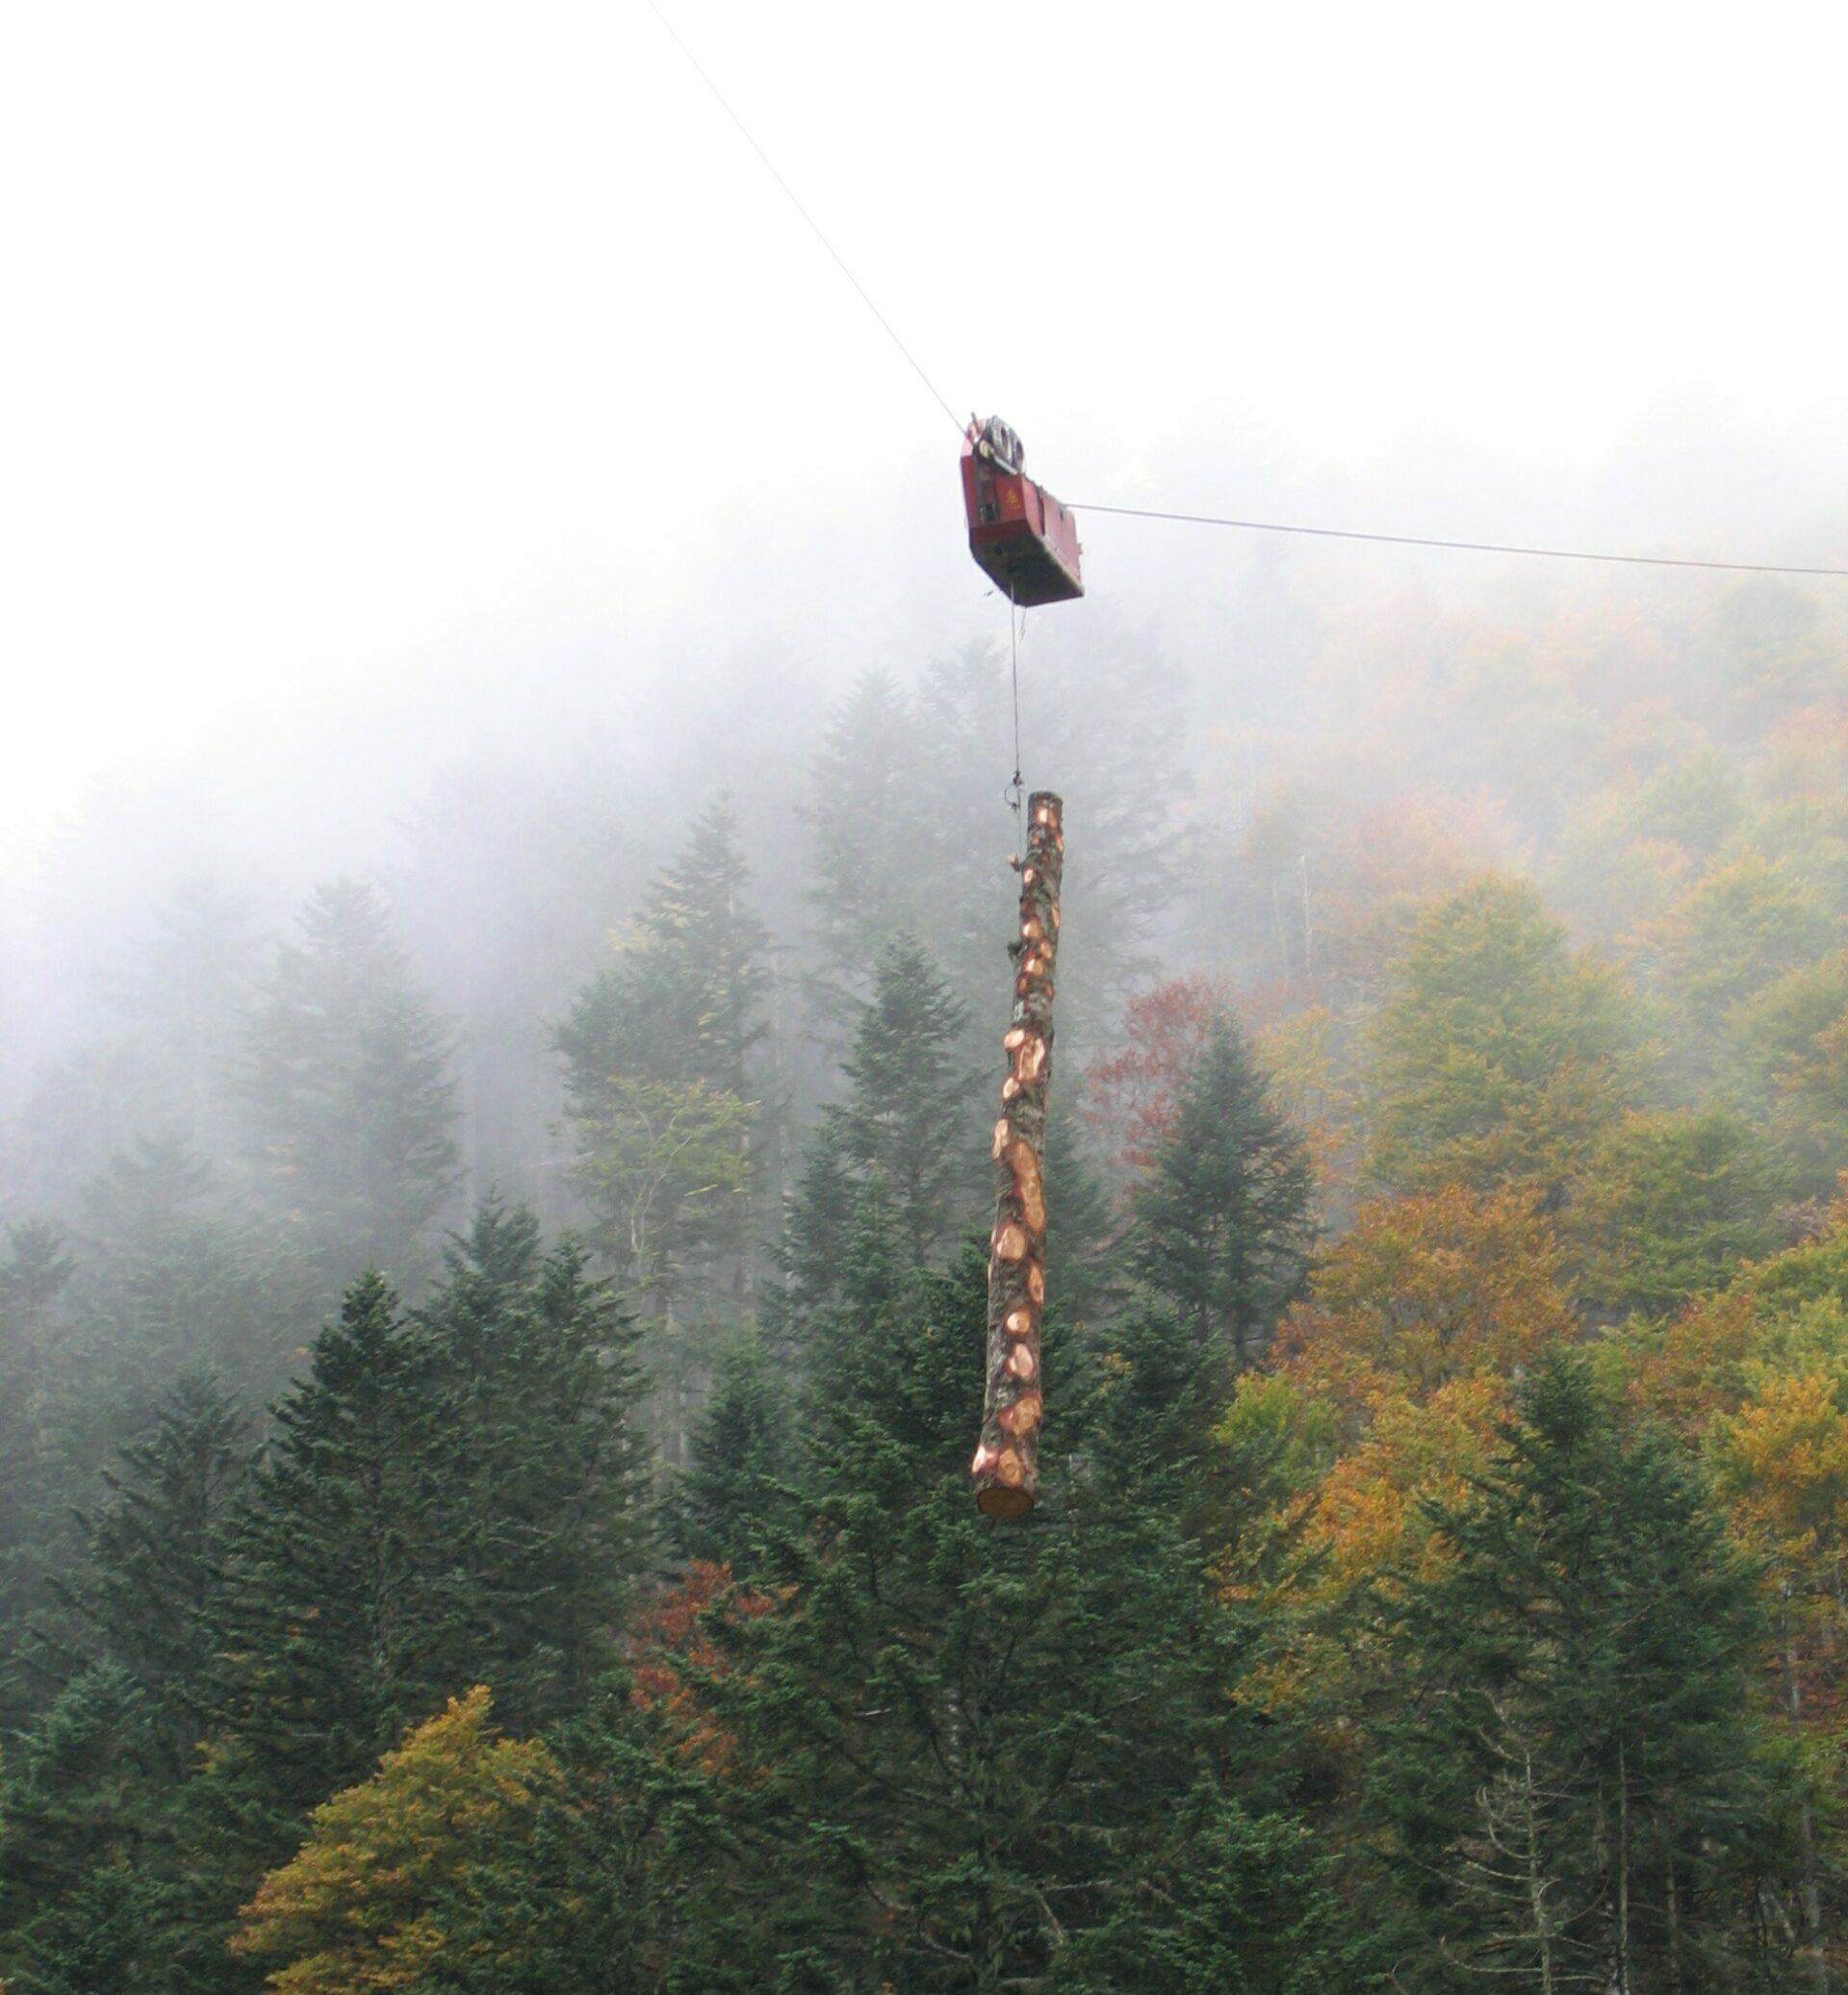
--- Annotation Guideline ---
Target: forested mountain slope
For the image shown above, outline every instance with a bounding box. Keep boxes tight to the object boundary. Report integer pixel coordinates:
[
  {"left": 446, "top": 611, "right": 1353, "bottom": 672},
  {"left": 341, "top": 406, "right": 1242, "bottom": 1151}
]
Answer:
[{"left": 5, "top": 560, "right": 1848, "bottom": 1988}]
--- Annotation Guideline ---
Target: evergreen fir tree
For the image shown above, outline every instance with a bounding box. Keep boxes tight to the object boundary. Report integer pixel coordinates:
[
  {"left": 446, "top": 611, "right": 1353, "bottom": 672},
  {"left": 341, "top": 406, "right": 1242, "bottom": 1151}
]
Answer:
[
  {"left": 98, "top": 875, "right": 258, "bottom": 1161},
  {"left": 555, "top": 799, "right": 771, "bottom": 1456},
  {"left": 1130, "top": 1012, "right": 1316, "bottom": 1371},
  {"left": 0, "top": 1219, "right": 74, "bottom": 1734},
  {"left": 556, "top": 795, "right": 770, "bottom": 1104},
  {"left": 0, "top": 1663, "right": 176, "bottom": 1995},
  {"left": 215, "top": 1268, "right": 443, "bottom": 1820},
  {"left": 804, "top": 639, "right": 1184, "bottom": 1055},
  {"left": 694, "top": 1230, "right": 1330, "bottom": 1990},
  {"left": 218, "top": 1216, "right": 653, "bottom": 1815},
  {"left": 677, "top": 1328, "right": 797, "bottom": 1566},
  {"left": 75, "top": 1131, "right": 284, "bottom": 1399},
  {"left": 802, "top": 668, "right": 929, "bottom": 1025},
  {"left": 239, "top": 877, "right": 459, "bottom": 1281},
  {"left": 415, "top": 1195, "right": 651, "bottom": 1727},
  {"left": 1366, "top": 1352, "right": 1781, "bottom": 1989},
  {"left": 64, "top": 1371, "right": 247, "bottom": 1770},
  {"left": 1047, "top": 1782, "right": 1348, "bottom": 1994},
  {"left": 1040, "top": 1092, "right": 1119, "bottom": 1328},
  {"left": 782, "top": 934, "right": 980, "bottom": 1311}
]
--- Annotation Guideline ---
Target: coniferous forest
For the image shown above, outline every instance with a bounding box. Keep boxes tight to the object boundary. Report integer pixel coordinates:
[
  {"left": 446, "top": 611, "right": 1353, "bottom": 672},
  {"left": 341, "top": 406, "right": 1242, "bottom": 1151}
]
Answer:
[{"left": 11, "top": 571, "right": 1848, "bottom": 1993}]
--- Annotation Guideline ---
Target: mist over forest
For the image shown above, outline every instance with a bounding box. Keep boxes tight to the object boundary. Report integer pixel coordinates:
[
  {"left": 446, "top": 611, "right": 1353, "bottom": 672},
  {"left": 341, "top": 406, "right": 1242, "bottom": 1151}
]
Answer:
[
  {"left": 9, "top": 441, "right": 1848, "bottom": 1986},
  {"left": 10, "top": 1, "right": 1848, "bottom": 1986}
]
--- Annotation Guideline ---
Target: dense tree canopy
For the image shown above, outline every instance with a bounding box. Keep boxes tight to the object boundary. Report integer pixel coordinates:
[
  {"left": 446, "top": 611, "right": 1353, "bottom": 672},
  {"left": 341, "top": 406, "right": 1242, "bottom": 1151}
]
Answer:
[{"left": 10, "top": 588, "right": 1848, "bottom": 1988}]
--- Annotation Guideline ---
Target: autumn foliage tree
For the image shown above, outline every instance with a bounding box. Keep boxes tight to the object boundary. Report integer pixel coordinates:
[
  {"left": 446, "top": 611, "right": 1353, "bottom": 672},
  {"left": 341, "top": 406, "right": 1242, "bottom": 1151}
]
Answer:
[
  {"left": 1276, "top": 1182, "right": 1574, "bottom": 1421},
  {"left": 231, "top": 1687, "right": 561, "bottom": 1994},
  {"left": 1261, "top": 1185, "right": 1575, "bottom": 1611},
  {"left": 1084, "top": 975, "right": 1223, "bottom": 1176}
]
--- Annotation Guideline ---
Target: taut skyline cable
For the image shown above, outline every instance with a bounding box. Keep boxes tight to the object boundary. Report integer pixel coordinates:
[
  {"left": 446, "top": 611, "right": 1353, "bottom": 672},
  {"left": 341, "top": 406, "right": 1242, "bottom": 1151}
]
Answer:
[
  {"left": 645, "top": 2, "right": 965, "bottom": 437},
  {"left": 1064, "top": 501, "right": 1848, "bottom": 578}
]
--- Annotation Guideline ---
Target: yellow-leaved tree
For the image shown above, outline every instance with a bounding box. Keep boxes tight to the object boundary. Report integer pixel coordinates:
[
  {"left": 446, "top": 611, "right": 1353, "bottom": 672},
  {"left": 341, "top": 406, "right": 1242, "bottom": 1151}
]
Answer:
[{"left": 231, "top": 1686, "right": 559, "bottom": 1993}]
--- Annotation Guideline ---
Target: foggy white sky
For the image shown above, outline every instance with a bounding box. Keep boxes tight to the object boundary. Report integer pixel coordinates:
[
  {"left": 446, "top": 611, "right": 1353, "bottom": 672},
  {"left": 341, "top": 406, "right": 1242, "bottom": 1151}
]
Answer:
[{"left": 5, "top": 0, "right": 1846, "bottom": 876}]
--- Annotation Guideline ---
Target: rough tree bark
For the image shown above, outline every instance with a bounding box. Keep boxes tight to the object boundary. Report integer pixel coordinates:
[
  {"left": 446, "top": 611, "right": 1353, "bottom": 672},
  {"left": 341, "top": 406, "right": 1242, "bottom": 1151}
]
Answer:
[{"left": 971, "top": 791, "right": 1064, "bottom": 1518}]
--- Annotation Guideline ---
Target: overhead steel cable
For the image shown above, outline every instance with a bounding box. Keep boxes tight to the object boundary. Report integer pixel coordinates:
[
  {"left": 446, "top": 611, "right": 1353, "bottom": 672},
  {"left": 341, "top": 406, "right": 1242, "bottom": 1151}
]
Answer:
[
  {"left": 645, "top": 2, "right": 965, "bottom": 437},
  {"left": 647, "top": 7, "right": 1845, "bottom": 582},
  {"left": 1063, "top": 501, "right": 1848, "bottom": 578}
]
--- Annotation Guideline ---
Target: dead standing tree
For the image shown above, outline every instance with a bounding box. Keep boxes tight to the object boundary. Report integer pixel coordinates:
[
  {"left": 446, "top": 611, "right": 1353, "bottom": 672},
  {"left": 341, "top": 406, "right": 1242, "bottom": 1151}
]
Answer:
[{"left": 971, "top": 791, "right": 1063, "bottom": 1517}]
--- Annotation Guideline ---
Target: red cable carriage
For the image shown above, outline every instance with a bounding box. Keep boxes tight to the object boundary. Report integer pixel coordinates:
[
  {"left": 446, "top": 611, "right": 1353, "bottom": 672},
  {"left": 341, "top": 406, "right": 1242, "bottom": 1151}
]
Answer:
[{"left": 960, "top": 416, "right": 1084, "bottom": 607}]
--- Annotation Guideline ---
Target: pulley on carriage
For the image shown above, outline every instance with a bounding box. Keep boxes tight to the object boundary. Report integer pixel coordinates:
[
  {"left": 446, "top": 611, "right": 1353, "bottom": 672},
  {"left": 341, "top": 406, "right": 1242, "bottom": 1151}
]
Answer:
[{"left": 960, "top": 416, "right": 1085, "bottom": 606}]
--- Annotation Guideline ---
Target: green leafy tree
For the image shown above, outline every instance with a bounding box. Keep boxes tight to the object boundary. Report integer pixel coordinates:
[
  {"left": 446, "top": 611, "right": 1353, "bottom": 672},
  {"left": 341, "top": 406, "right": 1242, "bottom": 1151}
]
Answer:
[
  {"left": 1732, "top": 948, "right": 1848, "bottom": 1198},
  {"left": 1369, "top": 874, "right": 1642, "bottom": 1194},
  {"left": 1366, "top": 1354, "right": 1782, "bottom": 1990},
  {"left": 1568, "top": 1106, "right": 1786, "bottom": 1319},
  {"left": 1130, "top": 1012, "right": 1316, "bottom": 1372},
  {"left": 1617, "top": 748, "right": 1743, "bottom": 856},
  {"left": 562, "top": 1072, "right": 754, "bottom": 1302},
  {"left": 240, "top": 878, "right": 459, "bottom": 1281},
  {"left": 1636, "top": 845, "right": 1833, "bottom": 1047},
  {"left": 232, "top": 1670, "right": 762, "bottom": 1995},
  {"left": 1710, "top": 577, "right": 1843, "bottom": 728}
]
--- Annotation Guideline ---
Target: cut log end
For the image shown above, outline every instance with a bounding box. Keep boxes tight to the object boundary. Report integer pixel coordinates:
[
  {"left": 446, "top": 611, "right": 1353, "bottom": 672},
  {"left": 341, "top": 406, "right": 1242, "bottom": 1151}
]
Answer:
[{"left": 976, "top": 1483, "right": 1036, "bottom": 1520}]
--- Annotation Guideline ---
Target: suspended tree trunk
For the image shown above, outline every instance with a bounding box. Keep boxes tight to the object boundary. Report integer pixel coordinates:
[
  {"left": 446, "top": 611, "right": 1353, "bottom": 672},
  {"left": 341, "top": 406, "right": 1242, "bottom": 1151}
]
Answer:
[{"left": 972, "top": 791, "right": 1063, "bottom": 1518}]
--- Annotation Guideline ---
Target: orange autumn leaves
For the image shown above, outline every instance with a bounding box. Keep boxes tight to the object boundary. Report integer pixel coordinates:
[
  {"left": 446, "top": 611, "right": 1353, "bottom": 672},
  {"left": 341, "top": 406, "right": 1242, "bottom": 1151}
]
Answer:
[
  {"left": 1278, "top": 1183, "right": 1573, "bottom": 1419},
  {"left": 629, "top": 1558, "right": 773, "bottom": 1775},
  {"left": 1233, "top": 1184, "right": 1572, "bottom": 1596},
  {"left": 1247, "top": 1167, "right": 1848, "bottom": 1778}
]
